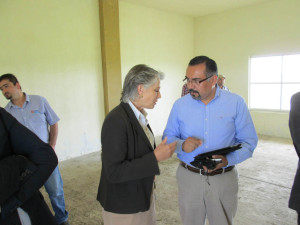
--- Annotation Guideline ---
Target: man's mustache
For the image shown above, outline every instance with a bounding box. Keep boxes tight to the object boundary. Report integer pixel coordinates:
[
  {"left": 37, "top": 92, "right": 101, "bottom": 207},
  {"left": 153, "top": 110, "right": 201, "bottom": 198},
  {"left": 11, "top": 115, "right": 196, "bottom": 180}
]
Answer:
[
  {"left": 189, "top": 89, "right": 202, "bottom": 100},
  {"left": 189, "top": 89, "right": 199, "bottom": 95}
]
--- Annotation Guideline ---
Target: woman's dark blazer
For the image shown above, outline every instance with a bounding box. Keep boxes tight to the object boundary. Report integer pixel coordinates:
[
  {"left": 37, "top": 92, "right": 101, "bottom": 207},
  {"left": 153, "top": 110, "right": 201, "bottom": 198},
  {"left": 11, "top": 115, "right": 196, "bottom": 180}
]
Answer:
[
  {"left": 0, "top": 107, "right": 58, "bottom": 225},
  {"left": 289, "top": 92, "right": 300, "bottom": 211},
  {"left": 97, "top": 102, "right": 160, "bottom": 214}
]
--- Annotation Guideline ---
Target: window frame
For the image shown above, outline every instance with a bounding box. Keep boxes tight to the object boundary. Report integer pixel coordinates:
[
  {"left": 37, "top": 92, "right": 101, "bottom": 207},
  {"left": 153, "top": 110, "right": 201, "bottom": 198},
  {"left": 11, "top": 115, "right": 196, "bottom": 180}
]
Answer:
[{"left": 248, "top": 54, "right": 300, "bottom": 112}]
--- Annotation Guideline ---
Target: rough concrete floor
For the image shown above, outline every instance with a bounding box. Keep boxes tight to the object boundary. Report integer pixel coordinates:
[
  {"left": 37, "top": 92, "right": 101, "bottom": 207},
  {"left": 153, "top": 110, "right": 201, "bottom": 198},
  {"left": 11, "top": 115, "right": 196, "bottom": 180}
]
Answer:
[{"left": 41, "top": 135, "right": 298, "bottom": 225}]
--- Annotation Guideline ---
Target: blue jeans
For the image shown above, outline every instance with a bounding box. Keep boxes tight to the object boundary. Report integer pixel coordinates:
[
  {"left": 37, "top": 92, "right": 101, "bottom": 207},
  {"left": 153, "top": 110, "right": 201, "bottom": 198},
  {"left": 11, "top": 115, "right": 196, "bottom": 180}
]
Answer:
[{"left": 44, "top": 166, "right": 68, "bottom": 224}]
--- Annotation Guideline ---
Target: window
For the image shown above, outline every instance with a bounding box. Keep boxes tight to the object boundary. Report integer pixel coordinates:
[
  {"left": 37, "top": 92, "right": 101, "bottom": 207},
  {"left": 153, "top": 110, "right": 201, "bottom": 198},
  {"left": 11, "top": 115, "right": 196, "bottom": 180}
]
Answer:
[{"left": 249, "top": 54, "right": 300, "bottom": 111}]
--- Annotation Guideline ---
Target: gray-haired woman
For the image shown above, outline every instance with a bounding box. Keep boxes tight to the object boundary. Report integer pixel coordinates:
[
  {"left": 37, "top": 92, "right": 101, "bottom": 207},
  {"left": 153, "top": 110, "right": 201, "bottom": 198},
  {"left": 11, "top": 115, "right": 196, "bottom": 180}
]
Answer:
[{"left": 97, "top": 64, "right": 176, "bottom": 225}]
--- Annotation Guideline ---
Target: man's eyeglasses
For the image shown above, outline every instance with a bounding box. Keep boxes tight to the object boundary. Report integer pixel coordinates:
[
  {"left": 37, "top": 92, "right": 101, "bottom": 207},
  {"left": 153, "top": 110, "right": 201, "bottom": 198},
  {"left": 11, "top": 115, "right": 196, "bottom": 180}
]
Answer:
[{"left": 183, "top": 76, "right": 213, "bottom": 85}]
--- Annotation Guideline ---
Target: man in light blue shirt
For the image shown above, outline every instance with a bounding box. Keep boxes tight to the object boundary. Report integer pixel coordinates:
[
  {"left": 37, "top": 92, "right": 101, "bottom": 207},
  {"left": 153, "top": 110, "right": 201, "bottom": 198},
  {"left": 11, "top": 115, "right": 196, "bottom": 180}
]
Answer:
[
  {"left": 0, "top": 73, "right": 70, "bottom": 225},
  {"left": 163, "top": 56, "right": 258, "bottom": 225}
]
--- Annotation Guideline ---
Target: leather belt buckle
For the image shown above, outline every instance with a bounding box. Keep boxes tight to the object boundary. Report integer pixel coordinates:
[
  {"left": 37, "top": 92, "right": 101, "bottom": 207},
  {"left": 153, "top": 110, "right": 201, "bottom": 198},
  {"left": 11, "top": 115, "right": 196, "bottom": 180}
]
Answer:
[
  {"left": 199, "top": 168, "right": 203, "bottom": 175},
  {"left": 181, "top": 161, "right": 234, "bottom": 176}
]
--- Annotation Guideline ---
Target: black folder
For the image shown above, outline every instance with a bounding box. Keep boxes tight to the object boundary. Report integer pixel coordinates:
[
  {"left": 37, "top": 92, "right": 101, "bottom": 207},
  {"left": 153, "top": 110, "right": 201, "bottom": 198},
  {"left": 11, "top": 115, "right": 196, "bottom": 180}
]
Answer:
[{"left": 190, "top": 144, "right": 242, "bottom": 169}]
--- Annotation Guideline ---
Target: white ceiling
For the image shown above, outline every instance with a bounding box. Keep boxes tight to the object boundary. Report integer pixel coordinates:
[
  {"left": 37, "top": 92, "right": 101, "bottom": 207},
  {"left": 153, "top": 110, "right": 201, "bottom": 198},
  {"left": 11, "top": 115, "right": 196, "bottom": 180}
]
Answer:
[{"left": 120, "top": 0, "right": 274, "bottom": 17}]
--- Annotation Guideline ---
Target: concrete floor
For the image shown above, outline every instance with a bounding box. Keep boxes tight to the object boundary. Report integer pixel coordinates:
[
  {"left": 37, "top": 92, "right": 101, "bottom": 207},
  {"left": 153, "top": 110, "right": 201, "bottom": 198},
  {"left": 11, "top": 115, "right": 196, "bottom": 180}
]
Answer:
[{"left": 41, "top": 135, "right": 298, "bottom": 225}]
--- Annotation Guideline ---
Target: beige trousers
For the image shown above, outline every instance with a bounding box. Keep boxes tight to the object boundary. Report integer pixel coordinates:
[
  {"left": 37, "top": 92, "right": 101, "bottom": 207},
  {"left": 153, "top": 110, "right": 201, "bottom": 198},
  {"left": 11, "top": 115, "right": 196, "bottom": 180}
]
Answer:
[
  {"left": 176, "top": 164, "right": 238, "bottom": 225},
  {"left": 102, "top": 193, "right": 156, "bottom": 225}
]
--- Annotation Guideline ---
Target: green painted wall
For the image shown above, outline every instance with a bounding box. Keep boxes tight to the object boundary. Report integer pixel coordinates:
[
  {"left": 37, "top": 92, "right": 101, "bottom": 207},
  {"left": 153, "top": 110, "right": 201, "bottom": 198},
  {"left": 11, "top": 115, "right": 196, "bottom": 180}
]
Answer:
[
  {"left": 0, "top": 0, "right": 105, "bottom": 160},
  {"left": 1, "top": 0, "right": 295, "bottom": 161},
  {"left": 119, "top": 1, "right": 194, "bottom": 136},
  {"left": 0, "top": 0, "right": 194, "bottom": 160},
  {"left": 194, "top": 0, "right": 300, "bottom": 138}
]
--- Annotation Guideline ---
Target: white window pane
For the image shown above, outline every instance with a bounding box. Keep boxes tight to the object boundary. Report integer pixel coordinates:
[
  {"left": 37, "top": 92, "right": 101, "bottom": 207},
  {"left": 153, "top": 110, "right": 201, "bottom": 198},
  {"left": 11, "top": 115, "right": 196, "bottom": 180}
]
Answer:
[
  {"left": 250, "top": 56, "right": 282, "bottom": 83},
  {"left": 250, "top": 84, "right": 281, "bottom": 109},
  {"left": 281, "top": 84, "right": 300, "bottom": 110},
  {"left": 282, "top": 54, "right": 300, "bottom": 82}
]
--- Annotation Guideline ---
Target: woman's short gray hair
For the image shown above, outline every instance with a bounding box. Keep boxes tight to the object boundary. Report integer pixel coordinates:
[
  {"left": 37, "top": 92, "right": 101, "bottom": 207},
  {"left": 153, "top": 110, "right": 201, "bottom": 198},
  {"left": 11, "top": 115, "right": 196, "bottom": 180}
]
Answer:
[{"left": 121, "top": 64, "right": 164, "bottom": 103}]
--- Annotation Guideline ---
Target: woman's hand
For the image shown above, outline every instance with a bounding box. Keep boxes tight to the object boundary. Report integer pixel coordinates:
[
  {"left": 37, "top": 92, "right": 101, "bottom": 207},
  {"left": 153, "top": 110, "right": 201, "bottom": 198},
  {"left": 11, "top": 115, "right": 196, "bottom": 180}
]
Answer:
[{"left": 154, "top": 137, "right": 177, "bottom": 162}]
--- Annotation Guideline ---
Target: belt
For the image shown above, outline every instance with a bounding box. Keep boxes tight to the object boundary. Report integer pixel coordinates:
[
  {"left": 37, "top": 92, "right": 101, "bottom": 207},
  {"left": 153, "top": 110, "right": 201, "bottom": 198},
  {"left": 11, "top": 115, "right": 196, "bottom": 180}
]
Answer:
[{"left": 181, "top": 161, "right": 234, "bottom": 176}]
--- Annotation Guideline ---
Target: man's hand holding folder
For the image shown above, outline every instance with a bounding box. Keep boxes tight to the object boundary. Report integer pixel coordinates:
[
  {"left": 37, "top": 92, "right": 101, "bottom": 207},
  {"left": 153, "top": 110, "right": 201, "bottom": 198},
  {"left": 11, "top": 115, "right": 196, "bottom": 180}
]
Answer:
[{"left": 190, "top": 144, "right": 242, "bottom": 171}]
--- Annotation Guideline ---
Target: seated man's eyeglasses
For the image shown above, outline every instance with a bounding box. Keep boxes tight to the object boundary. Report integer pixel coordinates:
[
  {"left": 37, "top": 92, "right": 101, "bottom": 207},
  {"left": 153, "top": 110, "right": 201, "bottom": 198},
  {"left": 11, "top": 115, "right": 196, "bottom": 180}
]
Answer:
[{"left": 183, "top": 76, "right": 213, "bottom": 85}]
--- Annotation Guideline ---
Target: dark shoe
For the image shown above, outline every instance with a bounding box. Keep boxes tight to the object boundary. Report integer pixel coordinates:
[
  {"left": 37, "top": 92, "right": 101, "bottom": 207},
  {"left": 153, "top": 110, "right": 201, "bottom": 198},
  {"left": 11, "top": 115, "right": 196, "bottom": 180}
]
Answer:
[{"left": 59, "top": 221, "right": 70, "bottom": 225}]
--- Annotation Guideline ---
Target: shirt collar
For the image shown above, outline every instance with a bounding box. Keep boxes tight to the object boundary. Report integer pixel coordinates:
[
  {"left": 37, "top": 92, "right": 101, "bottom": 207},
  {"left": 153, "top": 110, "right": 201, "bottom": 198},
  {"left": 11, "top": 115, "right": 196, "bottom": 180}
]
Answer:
[
  {"left": 214, "top": 85, "right": 221, "bottom": 99},
  {"left": 207, "top": 85, "right": 221, "bottom": 103},
  {"left": 128, "top": 100, "right": 148, "bottom": 125},
  {"left": 7, "top": 92, "right": 30, "bottom": 109}
]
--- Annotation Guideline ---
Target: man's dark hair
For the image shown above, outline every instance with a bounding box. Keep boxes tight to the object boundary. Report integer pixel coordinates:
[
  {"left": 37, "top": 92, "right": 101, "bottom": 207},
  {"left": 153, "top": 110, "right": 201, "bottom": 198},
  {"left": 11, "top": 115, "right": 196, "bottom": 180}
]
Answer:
[
  {"left": 188, "top": 56, "right": 218, "bottom": 78},
  {"left": 0, "top": 73, "right": 19, "bottom": 85}
]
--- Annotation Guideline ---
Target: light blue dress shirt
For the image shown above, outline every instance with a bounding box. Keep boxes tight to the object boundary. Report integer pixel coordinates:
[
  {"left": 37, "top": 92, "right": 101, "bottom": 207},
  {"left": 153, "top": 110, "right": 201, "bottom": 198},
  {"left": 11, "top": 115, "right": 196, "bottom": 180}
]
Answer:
[
  {"left": 5, "top": 93, "right": 60, "bottom": 143},
  {"left": 163, "top": 86, "right": 258, "bottom": 167}
]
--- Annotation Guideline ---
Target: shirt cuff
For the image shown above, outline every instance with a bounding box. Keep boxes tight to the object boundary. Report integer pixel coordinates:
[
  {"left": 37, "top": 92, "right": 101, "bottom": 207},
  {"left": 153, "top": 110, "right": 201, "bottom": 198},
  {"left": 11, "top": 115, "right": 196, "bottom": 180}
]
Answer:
[
  {"left": 225, "top": 152, "right": 236, "bottom": 167},
  {"left": 175, "top": 139, "right": 185, "bottom": 154}
]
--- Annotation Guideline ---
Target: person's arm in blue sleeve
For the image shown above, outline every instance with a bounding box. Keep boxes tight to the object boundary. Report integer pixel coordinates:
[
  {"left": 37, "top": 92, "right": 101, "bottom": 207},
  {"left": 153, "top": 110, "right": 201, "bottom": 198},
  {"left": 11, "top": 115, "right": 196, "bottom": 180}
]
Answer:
[
  {"left": 163, "top": 102, "right": 185, "bottom": 153},
  {"left": 226, "top": 98, "right": 258, "bottom": 167}
]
